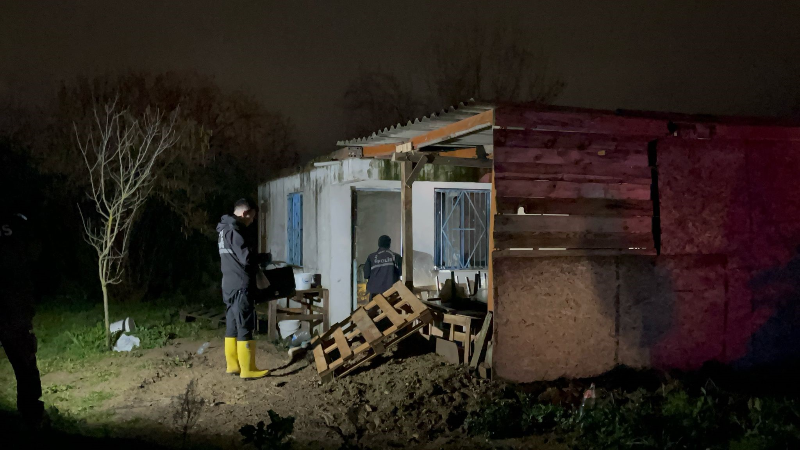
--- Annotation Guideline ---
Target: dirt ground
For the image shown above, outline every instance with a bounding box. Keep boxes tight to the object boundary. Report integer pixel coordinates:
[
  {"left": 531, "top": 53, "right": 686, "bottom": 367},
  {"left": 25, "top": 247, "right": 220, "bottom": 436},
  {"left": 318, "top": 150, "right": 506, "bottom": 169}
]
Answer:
[{"left": 13, "top": 335, "right": 559, "bottom": 449}]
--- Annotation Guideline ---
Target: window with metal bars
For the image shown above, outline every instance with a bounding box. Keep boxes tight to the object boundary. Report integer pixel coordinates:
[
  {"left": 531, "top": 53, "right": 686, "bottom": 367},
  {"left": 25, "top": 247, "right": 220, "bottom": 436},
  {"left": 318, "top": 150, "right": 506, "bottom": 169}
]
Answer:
[
  {"left": 434, "top": 189, "right": 490, "bottom": 270},
  {"left": 287, "top": 193, "right": 303, "bottom": 266}
]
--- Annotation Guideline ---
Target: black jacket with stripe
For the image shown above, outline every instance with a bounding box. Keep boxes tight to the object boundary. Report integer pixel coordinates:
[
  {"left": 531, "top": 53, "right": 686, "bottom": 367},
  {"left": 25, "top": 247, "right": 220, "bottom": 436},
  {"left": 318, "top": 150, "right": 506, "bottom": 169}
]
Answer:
[
  {"left": 216, "top": 214, "right": 270, "bottom": 294},
  {"left": 364, "top": 248, "right": 401, "bottom": 294}
]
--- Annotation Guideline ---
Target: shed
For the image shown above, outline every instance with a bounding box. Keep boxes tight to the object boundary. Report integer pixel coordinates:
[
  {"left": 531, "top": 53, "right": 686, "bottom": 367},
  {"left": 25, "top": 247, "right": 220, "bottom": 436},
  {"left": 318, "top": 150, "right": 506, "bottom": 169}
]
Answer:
[{"left": 260, "top": 100, "right": 800, "bottom": 382}]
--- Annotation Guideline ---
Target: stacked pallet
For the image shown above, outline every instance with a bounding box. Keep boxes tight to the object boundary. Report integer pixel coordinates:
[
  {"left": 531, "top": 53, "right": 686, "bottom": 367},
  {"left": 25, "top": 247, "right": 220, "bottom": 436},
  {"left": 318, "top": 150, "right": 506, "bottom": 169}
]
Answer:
[
  {"left": 179, "top": 307, "right": 226, "bottom": 328},
  {"left": 311, "top": 282, "right": 433, "bottom": 383}
]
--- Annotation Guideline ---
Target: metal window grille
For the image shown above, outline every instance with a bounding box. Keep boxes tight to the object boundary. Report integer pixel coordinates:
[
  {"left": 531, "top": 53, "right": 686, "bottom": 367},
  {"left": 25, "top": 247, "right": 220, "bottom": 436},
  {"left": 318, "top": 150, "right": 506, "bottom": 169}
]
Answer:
[
  {"left": 434, "top": 189, "right": 490, "bottom": 270},
  {"left": 287, "top": 193, "right": 303, "bottom": 266}
]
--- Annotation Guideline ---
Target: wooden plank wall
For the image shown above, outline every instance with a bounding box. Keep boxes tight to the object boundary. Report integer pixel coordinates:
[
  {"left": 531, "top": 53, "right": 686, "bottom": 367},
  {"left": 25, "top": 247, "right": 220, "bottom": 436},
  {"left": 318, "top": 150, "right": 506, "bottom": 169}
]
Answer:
[
  {"left": 493, "top": 127, "right": 657, "bottom": 256},
  {"left": 490, "top": 105, "right": 800, "bottom": 382}
]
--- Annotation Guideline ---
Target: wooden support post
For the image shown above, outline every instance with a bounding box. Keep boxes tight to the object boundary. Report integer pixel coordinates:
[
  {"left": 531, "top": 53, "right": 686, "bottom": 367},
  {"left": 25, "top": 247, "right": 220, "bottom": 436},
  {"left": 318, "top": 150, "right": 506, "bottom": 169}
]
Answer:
[
  {"left": 267, "top": 300, "right": 278, "bottom": 340},
  {"left": 401, "top": 160, "right": 414, "bottom": 290},
  {"left": 488, "top": 170, "right": 496, "bottom": 311},
  {"left": 404, "top": 154, "right": 431, "bottom": 187}
]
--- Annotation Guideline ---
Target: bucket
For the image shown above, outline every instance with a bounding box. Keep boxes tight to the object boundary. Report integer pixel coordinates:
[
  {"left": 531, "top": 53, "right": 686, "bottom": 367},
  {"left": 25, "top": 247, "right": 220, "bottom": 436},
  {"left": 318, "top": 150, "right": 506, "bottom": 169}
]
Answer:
[
  {"left": 110, "top": 317, "right": 136, "bottom": 333},
  {"left": 294, "top": 273, "right": 313, "bottom": 291},
  {"left": 278, "top": 320, "right": 301, "bottom": 339}
]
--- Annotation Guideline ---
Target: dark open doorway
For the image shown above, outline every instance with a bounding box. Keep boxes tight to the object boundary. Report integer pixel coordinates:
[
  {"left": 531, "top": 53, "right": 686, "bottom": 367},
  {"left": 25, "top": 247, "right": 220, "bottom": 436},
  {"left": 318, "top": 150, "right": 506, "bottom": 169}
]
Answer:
[{"left": 351, "top": 189, "right": 401, "bottom": 309}]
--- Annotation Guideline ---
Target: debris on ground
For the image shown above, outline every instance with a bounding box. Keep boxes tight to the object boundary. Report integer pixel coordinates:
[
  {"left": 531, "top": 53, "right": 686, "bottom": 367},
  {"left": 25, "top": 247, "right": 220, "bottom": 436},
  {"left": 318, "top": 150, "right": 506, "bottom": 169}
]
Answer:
[{"left": 113, "top": 333, "right": 141, "bottom": 352}]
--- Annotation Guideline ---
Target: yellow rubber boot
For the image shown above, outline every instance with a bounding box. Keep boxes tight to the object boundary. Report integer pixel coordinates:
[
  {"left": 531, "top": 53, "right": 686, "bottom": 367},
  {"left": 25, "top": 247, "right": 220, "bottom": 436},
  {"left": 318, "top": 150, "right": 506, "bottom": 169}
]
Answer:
[
  {"left": 225, "top": 337, "right": 240, "bottom": 375},
  {"left": 237, "top": 340, "right": 269, "bottom": 380}
]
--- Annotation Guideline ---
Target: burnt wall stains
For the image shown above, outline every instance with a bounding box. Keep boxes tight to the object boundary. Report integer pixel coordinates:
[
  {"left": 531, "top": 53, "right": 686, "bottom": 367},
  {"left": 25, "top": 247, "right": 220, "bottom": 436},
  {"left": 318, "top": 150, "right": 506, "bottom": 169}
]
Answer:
[{"left": 370, "top": 159, "right": 488, "bottom": 183}]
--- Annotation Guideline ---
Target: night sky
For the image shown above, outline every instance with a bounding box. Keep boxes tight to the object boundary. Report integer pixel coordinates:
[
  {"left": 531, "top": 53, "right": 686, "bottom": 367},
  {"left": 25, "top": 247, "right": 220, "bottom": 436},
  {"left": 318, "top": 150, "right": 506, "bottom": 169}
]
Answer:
[{"left": 2, "top": 0, "right": 799, "bottom": 156}]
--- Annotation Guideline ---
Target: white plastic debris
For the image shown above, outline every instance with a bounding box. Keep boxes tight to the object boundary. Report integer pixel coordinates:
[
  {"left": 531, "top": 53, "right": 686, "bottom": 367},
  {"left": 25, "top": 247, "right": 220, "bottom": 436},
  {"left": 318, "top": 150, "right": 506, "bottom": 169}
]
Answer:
[
  {"left": 197, "top": 342, "right": 210, "bottom": 354},
  {"left": 110, "top": 317, "right": 136, "bottom": 333},
  {"left": 112, "top": 333, "right": 141, "bottom": 352}
]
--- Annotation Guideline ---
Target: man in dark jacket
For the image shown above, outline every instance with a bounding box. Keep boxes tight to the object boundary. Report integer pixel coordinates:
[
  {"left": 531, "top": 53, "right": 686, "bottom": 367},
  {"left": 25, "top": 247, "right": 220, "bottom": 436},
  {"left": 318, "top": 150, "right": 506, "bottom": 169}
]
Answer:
[
  {"left": 364, "top": 235, "right": 402, "bottom": 300},
  {"left": 217, "top": 198, "right": 271, "bottom": 380},
  {"left": 0, "top": 209, "right": 44, "bottom": 429}
]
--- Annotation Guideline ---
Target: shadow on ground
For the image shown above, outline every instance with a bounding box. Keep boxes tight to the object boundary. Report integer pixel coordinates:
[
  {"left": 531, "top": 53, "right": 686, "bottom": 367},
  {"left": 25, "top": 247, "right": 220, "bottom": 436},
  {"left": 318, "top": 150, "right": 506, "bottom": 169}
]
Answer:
[{"left": 0, "top": 407, "right": 333, "bottom": 450}]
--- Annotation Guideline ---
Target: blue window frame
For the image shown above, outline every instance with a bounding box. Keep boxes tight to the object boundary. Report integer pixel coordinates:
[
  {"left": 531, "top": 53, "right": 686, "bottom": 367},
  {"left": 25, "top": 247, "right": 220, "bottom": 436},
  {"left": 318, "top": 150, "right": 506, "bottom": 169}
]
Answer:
[
  {"left": 434, "top": 189, "right": 490, "bottom": 270},
  {"left": 287, "top": 193, "right": 303, "bottom": 266}
]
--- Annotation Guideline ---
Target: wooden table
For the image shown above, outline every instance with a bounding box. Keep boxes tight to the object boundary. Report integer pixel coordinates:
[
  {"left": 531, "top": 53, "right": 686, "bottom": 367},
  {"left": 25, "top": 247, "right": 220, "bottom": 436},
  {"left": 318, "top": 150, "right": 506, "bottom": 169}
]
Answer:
[{"left": 257, "top": 288, "right": 329, "bottom": 340}]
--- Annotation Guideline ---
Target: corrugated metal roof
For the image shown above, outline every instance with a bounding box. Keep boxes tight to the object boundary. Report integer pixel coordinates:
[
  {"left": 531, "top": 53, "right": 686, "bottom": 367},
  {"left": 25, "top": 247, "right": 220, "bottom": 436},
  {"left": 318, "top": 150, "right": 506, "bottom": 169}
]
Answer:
[{"left": 336, "top": 100, "right": 494, "bottom": 147}]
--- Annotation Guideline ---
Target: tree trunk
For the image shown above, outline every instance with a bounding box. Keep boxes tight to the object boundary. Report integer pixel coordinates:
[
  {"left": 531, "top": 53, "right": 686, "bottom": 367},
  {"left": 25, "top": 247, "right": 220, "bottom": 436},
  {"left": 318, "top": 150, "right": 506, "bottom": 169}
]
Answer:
[{"left": 102, "top": 281, "right": 110, "bottom": 349}]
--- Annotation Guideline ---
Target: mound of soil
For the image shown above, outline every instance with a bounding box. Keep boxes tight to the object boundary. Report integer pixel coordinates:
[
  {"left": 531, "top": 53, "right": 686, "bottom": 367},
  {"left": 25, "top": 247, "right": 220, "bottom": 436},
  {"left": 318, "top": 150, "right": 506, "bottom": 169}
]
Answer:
[{"left": 320, "top": 350, "right": 504, "bottom": 445}]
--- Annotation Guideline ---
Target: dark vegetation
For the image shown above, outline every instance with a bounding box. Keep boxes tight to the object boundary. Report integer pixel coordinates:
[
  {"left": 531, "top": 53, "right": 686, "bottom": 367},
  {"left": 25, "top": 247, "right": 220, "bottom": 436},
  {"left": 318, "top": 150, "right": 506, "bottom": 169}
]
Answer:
[
  {"left": 465, "top": 366, "right": 800, "bottom": 450},
  {"left": 1, "top": 71, "right": 300, "bottom": 304},
  {"left": 239, "top": 410, "right": 296, "bottom": 450}
]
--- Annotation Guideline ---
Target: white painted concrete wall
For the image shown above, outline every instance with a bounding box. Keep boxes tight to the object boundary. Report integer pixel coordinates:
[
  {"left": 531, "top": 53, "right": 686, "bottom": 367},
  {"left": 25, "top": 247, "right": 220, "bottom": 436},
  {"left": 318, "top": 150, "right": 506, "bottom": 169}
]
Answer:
[{"left": 259, "top": 159, "right": 490, "bottom": 326}]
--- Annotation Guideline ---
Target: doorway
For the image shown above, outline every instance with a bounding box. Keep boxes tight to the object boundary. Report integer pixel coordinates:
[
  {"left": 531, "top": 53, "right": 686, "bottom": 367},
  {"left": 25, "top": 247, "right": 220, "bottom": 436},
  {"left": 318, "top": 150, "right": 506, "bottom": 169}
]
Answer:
[{"left": 351, "top": 189, "right": 401, "bottom": 310}]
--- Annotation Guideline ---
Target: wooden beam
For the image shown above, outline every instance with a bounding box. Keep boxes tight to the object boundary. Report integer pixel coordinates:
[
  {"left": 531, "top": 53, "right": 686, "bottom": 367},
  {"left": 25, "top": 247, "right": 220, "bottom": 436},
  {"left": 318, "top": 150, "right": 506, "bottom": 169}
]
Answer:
[
  {"left": 493, "top": 248, "right": 656, "bottom": 258},
  {"left": 488, "top": 170, "right": 496, "bottom": 312},
  {"left": 429, "top": 156, "right": 492, "bottom": 168},
  {"left": 400, "top": 161, "right": 414, "bottom": 290},
  {"left": 411, "top": 110, "right": 495, "bottom": 148},
  {"left": 394, "top": 151, "right": 492, "bottom": 168},
  {"left": 493, "top": 231, "right": 654, "bottom": 249},
  {"left": 494, "top": 106, "right": 669, "bottom": 137},
  {"left": 495, "top": 197, "right": 654, "bottom": 216},
  {"left": 494, "top": 162, "right": 652, "bottom": 185},
  {"left": 404, "top": 155, "right": 432, "bottom": 187},
  {"left": 494, "top": 215, "right": 652, "bottom": 234},
  {"left": 494, "top": 146, "right": 649, "bottom": 167},
  {"left": 495, "top": 180, "right": 651, "bottom": 201},
  {"left": 361, "top": 143, "right": 400, "bottom": 157},
  {"left": 439, "top": 147, "right": 479, "bottom": 158}
]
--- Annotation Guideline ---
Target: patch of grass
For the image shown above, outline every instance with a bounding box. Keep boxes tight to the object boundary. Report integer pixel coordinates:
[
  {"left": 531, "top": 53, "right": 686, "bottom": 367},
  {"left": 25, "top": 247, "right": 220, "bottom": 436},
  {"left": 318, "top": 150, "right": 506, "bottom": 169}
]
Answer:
[
  {"left": 0, "top": 295, "right": 219, "bottom": 409},
  {"left": 73, "top": 390, "right": 115, "bottom": 415},
  {"left": 29, "top": 296, "right": 217, "bottom": 374},
  {"left": 94, "top": 368, "right": 119, "bottom": 383},
  {"left": 43, "top": 384, "right": 75, "bottom": 395}
]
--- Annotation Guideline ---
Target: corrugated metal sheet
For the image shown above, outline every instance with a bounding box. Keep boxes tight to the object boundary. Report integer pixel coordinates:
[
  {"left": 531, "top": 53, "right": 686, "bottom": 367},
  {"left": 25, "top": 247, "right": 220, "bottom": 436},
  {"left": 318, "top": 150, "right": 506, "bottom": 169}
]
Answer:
[{"left": 336, "top": 100, "right": 494, "bottom": 148}]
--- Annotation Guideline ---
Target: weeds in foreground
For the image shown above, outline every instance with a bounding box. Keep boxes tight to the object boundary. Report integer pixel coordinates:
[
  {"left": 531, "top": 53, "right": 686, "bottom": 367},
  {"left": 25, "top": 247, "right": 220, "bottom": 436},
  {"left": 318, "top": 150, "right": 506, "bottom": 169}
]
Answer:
[
  {"left": 172, "top": 379, "right": 205, "bottom": 446},
  {"left": 23, "top": 297, "right": 215, "bottom": 375},
  {"left": 465, "top": 382, "right": 800, "bottom": 449},
  {"left": 240, "top": 410, "right": 295, "bottom": 450}
]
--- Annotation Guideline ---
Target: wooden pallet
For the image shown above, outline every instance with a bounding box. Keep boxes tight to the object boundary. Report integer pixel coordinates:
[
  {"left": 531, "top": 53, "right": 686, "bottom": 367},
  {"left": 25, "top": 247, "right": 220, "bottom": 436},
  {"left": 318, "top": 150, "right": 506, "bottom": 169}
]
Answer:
[
  {"left": 179, "top": 307, "right": 226, "bottom": 328},
  {"left": 311, "top": 282, "right": 432, "bottom": 382}
]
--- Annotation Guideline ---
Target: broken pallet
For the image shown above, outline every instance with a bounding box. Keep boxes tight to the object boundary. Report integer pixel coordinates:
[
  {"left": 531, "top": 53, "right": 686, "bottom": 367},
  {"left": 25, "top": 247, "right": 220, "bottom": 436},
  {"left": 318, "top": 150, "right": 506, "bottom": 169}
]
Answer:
[
  {"left": 311, "top": 282, "right": 432, "bottom": 382},
  {"left": 179, "top": 307, "right": 226, "bottom": 328}
]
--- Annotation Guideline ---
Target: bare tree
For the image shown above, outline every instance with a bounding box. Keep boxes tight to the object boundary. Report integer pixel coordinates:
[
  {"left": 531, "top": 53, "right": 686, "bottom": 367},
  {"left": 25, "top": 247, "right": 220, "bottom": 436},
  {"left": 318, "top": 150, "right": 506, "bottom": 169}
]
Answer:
[
  {"left": 342, "top": 69, "right": 426, "bottom": 139},
  {"left": 342, "top": 21, "right": 565, "bottom": 138},
  {"left": 427, "top": 21, "right": 565, "bottom": 107},
  {"left": 77, "top": 102, "right": 180, "bottom": 348}
]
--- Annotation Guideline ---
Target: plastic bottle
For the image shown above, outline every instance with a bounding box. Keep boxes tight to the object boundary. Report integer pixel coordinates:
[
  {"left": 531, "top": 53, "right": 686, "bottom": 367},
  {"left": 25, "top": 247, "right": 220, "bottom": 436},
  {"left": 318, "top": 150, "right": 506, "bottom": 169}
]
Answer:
[
  {"left": 197, "top": 342, "right": 210, "bottom": 355},
  {"left": 579, "top": 383, "right": 596, "bottom": 417},
  {"left": 289, "top": 331, "right": 311, "bottom": 350}
]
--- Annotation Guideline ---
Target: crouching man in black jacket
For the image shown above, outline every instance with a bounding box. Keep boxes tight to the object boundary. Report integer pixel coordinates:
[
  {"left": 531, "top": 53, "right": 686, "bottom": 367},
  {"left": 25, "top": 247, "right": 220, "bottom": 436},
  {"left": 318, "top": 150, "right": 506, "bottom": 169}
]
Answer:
[{"left": 217, "top": 199, "right": 272, "bottom": 380}]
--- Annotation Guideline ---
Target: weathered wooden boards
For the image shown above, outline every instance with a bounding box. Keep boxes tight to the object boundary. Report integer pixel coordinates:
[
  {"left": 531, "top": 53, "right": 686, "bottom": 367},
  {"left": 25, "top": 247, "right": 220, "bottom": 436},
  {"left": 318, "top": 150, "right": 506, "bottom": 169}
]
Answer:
[
  {"left": 311, "top": 282, "right": 433, "bottom": 383},
  {"left": 493, "top": 116, "right": 658, "bottom": 256},
  {"left": 260, "top": 288, "right": 330, "bottom": 340},
  {"left": 469, "top": 312, "right": 493, "bottom": 370},
  {"left": 179, "top": 308, "right": 226, "bottom": 328}
]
